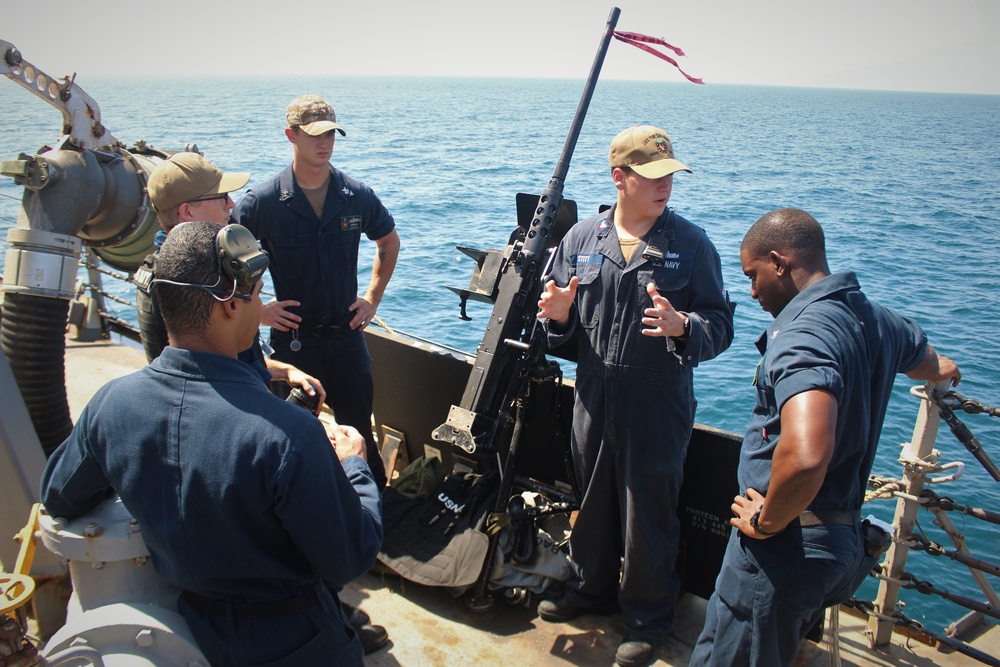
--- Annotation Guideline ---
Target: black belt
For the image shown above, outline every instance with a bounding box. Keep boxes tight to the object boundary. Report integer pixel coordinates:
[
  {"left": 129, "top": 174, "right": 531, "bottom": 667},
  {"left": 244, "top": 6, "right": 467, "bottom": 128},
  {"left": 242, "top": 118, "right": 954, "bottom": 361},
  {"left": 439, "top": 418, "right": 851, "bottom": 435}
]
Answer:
[
  {"left": 303, "top": 324, "right": 345, "bottom": 338},
  {"left": 181, "top": 587, "right": 318, "bottom": 620},
  {"left": 798, "top": 509, "right": 860, "bottom": 527}
]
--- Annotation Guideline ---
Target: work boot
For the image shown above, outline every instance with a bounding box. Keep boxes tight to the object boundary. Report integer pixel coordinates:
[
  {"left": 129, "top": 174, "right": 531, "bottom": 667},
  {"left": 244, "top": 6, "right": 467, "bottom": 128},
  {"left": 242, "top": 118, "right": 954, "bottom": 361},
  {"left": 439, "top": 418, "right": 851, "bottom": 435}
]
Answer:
[
  {"left": 614, "top": 638, "right": 656, "bottom": 667},
  {"left": 341, "top": 601, "right": 370, "bottom": 628},
  {"left": 537, "top": 595, "right": 615, "bottom": 623},
  {"left": 357, "top": 623, "right": 390, "bottom": 655}
]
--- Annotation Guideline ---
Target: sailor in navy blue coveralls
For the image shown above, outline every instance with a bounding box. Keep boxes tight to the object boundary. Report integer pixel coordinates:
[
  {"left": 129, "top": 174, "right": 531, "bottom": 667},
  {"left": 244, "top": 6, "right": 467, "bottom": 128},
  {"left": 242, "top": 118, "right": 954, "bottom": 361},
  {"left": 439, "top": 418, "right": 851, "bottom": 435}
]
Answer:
[
  {"left": 236, "top": 163, "right": 396, "bottom": 488},
  {"left": 542, "top": 206, "right": 734, "bottom": 641},
  {"left": 41, "top": 221, "right": 383, "bottom": 666},
  {"left": 690, "top": 208, "right": 960, "bottom": 667}
]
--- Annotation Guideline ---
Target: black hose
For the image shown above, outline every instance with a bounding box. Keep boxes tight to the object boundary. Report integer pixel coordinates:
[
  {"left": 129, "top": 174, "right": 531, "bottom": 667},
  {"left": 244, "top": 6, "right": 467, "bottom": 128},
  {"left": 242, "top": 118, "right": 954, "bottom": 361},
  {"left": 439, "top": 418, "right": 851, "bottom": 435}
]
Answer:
[
  {"left": 0, "top": 292, "right": 73, "bottom": 456},
  {"left": 135, "top": 279, "right": 168, "bottom": 362}
]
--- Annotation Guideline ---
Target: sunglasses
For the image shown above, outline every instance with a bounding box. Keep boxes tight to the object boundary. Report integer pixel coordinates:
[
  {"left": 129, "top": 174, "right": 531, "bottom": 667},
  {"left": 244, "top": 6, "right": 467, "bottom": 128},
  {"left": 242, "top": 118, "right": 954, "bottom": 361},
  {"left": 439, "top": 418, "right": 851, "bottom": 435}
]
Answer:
[{"left": 189, "top": 192, "right": 231, "bottom": 204}]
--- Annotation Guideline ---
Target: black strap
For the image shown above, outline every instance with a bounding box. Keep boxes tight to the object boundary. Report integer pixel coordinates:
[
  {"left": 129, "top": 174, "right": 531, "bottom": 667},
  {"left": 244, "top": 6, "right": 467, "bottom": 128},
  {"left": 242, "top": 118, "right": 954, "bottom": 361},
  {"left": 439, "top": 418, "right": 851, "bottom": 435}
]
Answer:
[
  {"left": 181, "top": 587, "right": 318, "bottom": 620},
  {"left": 799, "top": 509, "right": 860, "bottom": 527},
  {"left": 304, "top": 324, "right": 344, "bottom": 338}
]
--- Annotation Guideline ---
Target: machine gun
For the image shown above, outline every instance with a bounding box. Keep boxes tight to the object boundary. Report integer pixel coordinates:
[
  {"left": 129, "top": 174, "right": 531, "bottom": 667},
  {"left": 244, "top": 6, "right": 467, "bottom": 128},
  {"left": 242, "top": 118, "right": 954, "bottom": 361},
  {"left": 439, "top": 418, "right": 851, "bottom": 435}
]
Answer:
[
  {"left": 432, "top": 7, "right": 621, "bottom": 610},
  {"left": 432, "top": 7, "right": 619, "bottom": 457}
]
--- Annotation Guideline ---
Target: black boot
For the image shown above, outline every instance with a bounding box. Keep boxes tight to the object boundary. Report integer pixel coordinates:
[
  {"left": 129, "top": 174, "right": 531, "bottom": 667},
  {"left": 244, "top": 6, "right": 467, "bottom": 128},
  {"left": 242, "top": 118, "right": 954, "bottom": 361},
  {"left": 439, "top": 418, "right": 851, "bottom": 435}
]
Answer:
[{"left": 342, "top": 601, "right": 389, "bottom": 655}]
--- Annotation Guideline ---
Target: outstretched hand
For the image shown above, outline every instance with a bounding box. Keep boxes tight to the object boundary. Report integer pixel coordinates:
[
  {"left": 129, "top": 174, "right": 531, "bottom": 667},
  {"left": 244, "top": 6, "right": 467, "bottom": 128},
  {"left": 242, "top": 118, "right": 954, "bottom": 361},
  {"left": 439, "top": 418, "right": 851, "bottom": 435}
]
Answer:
[
  {"left": 537, "top": 276, "right": 579, "bottom": 326},
  {"left": 641, "top": 281, "right": 687, "bottom": 338}
]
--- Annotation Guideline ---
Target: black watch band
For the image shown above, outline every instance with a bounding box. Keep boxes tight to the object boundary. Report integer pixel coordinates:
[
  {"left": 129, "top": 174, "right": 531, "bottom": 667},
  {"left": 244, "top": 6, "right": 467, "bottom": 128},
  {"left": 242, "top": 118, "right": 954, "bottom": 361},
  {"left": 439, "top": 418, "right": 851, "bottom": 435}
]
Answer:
[{"left": 750, "top": 506, "right": 783, "bottom": 537}]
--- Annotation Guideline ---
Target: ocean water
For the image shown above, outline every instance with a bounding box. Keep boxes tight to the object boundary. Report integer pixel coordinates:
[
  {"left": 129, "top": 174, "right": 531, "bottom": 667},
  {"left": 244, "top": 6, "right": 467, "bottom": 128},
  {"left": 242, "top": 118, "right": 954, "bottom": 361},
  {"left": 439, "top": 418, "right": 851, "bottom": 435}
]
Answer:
[{"left": 2, "top": 76, "right": 998, "bottom": 632}]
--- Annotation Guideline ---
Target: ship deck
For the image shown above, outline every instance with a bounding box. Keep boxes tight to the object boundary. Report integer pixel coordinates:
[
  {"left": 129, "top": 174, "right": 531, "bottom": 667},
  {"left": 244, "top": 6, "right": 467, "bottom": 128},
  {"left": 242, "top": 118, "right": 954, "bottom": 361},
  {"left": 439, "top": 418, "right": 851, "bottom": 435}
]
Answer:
[{"left": 62, "top": 334, "right": 999, "bottom": 666}]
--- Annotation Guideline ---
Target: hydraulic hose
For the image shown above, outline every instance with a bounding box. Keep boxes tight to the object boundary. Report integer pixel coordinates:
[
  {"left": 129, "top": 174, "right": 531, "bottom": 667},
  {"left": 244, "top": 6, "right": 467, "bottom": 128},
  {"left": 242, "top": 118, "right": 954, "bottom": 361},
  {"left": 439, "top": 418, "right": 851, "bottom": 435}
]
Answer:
[
  {"left": 1, "top": 292, "right": 73, "bottom": 455},
  {"left": 2, "top": 144, "right": 162, "bottom": 457}
]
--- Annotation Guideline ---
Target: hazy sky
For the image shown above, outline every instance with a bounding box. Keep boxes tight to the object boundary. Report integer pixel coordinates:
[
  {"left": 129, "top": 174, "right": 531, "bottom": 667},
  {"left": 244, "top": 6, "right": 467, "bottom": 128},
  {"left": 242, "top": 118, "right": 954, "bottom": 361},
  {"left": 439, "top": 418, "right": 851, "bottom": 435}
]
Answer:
[{"left": 4, "top": 0, "right": 999, "bottom": 94}]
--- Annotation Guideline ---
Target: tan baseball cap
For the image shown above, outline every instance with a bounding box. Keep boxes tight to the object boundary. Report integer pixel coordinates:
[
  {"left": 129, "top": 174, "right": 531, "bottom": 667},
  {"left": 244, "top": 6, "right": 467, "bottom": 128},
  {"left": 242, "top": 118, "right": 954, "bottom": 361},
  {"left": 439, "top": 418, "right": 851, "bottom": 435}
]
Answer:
[
  {"left": 286, "top": 94, "right": 346, "bottom": 137},
  {"left": 609, "top": 125, "right": 691, "bottom": 179},
  {"left": 147, "top": 153, "right": 250, "bottom": 212}
]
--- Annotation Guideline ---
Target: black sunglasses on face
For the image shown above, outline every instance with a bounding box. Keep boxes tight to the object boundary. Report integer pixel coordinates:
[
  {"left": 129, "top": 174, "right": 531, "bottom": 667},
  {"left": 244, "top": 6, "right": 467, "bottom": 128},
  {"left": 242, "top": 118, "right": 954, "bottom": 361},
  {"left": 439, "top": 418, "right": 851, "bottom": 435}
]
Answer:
[{"left": 189, "top": 192, "right": 231, "bottom": 204}]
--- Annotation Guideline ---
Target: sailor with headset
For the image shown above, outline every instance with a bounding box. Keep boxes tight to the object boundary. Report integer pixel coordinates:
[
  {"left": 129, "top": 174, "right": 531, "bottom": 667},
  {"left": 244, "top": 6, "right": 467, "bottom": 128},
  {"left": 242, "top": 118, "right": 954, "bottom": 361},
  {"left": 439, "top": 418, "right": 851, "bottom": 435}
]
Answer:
[{"left": 41, "top": 221, "right": 383, "bottom": 667}]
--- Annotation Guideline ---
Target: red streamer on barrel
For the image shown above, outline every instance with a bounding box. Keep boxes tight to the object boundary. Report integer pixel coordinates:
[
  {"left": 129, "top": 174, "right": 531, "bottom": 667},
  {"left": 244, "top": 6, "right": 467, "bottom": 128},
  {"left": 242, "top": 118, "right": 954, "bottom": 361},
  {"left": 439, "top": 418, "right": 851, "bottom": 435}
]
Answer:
[{"left": 612, "top": 30, "right": 705, "bottom": 85}]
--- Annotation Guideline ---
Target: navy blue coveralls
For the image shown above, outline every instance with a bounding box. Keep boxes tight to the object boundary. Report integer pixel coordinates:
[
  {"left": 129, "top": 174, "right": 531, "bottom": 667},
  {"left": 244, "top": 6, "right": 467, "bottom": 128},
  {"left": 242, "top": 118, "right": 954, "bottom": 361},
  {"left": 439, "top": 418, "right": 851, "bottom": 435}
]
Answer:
[
  {"left": 544, "top": 206, "right": 734, "bottom": 641},
  {"left": 235, "top": 165, "right": 396, "bottom": 488},
  {"left": 690, "top": 272, "right": 927, "bottom": 667},
  {"left": 41, "top": 347, "right": 383, "bottom": 666}
]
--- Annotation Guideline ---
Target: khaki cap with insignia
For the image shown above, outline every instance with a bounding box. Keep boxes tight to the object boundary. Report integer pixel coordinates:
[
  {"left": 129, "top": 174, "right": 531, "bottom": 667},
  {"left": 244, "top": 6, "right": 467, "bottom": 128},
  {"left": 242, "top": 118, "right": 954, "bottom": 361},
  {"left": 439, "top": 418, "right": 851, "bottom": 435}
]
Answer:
[{"left": 609, "top": 125, "right": 691, "bottom": 179}]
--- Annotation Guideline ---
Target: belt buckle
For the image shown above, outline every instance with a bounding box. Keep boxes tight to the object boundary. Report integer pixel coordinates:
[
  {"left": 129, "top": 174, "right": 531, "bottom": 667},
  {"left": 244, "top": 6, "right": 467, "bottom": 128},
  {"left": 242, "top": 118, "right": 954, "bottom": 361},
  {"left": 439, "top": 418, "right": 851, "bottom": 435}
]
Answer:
[{"left": 307, "top": 324, "right": 341, "bottom": 338}]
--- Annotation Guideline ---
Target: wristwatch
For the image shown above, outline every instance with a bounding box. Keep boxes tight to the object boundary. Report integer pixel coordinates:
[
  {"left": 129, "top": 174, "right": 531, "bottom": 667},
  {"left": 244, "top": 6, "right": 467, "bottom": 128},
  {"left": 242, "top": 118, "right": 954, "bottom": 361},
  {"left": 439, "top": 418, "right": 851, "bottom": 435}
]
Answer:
[
  {"left": 682, "top": 314, "right": 692, "bottom": 338},
  {"left": 750, "top": 506, "right": 783, "bottom": 537}
]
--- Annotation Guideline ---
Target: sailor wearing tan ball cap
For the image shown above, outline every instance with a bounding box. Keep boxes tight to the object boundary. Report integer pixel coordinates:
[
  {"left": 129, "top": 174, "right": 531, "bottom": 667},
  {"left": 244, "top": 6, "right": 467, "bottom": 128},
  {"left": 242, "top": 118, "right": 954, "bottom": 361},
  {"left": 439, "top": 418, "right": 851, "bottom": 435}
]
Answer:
[
  {"left": 284, "top": 93, "right": 347, "bottom": 137},
  {"left": 536, "top": 123, "right": 733, "bottom": 667},
  {"left": 608, "top": 124, "right": 692, "bottom": 179},
  {"left": 146, "top": 152, "right": 250, "bottom": 232}
]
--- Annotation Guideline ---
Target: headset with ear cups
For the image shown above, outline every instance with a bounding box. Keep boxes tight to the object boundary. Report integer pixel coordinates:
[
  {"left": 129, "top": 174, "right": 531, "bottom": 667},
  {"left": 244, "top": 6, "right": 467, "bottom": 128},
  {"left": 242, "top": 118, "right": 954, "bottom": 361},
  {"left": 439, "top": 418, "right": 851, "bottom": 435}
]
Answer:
[
  {"left": 216, "top": 224, "right": 269, "bottom": 291},
  {"left": 151, "top": 224, "right": 269, "bottom": 302}
]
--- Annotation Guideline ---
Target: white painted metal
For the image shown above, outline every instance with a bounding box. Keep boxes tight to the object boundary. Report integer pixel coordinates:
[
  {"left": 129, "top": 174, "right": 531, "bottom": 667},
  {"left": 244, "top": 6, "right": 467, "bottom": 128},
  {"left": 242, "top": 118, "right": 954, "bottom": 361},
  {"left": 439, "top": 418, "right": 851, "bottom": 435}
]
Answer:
[{"left": 38, "top": 496, "right": 208, "bottom": 666}]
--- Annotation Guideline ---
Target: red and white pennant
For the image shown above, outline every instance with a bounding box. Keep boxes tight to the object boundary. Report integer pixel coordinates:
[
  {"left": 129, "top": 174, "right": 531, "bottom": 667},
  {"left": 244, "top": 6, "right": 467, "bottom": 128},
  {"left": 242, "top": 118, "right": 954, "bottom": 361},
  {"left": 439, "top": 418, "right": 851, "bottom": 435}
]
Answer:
[{"left": 612, "top": 30, "right": 704, "bottom": 85}]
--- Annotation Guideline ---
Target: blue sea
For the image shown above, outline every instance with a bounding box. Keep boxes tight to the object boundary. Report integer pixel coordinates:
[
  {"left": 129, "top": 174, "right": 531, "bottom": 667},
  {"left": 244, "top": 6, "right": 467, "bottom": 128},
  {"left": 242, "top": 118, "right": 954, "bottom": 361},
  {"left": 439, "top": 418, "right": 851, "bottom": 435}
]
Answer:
[{"left": 2, "top": 77, "right": 998, "bottom": 632}]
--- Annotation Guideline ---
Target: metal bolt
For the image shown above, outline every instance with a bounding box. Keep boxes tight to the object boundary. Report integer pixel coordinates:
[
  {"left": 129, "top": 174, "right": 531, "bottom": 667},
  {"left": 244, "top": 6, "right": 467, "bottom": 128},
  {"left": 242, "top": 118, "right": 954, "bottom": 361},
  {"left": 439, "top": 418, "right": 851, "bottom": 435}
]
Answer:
[
  {"left": 83, "top": 522, "right": 100, "bottom": 538},
  {"left": 135, "top": 629, "right": 155, "bottom": 648},
  {"left": 3, "top": 47, "right": 22, "bottom": 68}
]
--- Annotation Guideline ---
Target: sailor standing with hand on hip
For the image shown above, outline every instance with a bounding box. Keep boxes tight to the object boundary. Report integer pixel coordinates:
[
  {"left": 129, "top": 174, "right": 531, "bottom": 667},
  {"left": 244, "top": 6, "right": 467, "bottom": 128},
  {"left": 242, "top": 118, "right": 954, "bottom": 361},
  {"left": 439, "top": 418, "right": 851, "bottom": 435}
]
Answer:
[{"left": 690, "top": 208, "right": 960, "bottom": 667}]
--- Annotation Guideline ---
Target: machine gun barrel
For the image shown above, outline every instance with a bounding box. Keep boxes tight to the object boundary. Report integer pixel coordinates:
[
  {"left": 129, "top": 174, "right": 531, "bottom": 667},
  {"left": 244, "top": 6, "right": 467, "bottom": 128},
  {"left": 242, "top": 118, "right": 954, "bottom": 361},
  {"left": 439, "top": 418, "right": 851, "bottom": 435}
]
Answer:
[{"left": 432, "top": 7, "right": 621, "bottom": 454}]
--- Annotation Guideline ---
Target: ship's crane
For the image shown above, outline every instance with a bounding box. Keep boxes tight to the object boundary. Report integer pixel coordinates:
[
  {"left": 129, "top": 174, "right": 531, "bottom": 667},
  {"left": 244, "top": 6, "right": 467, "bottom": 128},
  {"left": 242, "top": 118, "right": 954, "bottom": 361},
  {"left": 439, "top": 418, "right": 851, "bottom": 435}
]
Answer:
[{"left": 1, "top": 39, "right": 210, "bottom": 666}]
